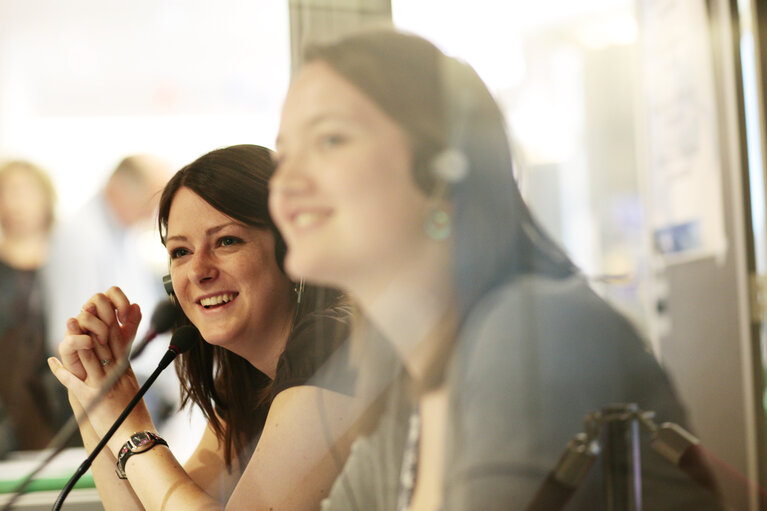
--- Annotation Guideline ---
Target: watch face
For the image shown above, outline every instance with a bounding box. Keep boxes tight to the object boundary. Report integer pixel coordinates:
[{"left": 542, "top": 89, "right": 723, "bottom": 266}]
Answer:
[{"left": 132, "top": 432, "right": 155, "bottom": 451}]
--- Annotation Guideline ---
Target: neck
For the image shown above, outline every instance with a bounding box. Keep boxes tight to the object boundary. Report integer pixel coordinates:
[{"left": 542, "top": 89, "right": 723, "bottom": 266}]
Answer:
[
  {"left": 352, "top": 243, "right": 455, "bottom": 383},
  {"left": 242, "top": 302, "right": 295, "bottom": 379},
  {"left": 0, "top": 233, "right": 48, "bottom": 270}
]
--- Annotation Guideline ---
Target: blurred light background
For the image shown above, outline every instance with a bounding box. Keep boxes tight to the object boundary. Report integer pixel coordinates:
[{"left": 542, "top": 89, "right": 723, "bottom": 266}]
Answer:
[
  {"left": 0, "top": 0, "right": 644, "bottom": 324},
  {"left": 0, "top": 0, "right": 290, "bottom": 219}
]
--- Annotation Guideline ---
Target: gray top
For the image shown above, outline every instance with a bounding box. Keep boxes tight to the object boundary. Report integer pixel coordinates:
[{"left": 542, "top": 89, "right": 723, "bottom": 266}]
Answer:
[{"left": 322, "top": 273, "right": 722, "bottom": 510}]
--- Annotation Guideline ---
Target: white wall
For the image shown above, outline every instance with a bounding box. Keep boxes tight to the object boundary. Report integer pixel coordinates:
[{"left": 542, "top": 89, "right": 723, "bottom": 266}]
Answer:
[{"left": 0, "top": 0, "right": 290, "bottom": 220}]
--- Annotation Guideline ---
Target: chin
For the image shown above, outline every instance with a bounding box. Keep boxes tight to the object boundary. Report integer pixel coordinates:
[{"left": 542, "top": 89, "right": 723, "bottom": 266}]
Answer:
[
  {"left": 285, "top": 252, "right": 342, "bottom": 289},
  {"left": 200, "top": 333, "right": 231, "bottom": 348},
  {"left": 192, "top": 324, "right": 227, "bottom": 346}
]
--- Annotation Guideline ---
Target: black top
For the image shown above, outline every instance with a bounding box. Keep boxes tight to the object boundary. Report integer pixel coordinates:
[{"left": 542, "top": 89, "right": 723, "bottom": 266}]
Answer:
[
  {"left": 0, "top": 259, "right": 66, "bottom": 454},
  {"left": 271, "top": 303, "right": 356, "bottom": 398}
]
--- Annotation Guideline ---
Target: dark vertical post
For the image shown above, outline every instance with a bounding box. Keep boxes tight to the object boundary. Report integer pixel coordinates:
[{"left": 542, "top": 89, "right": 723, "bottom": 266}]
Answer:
[
  {"left": 601, "top": 403, "right": 642, "bottom": 511},
  {"left": 287, "top": 0, "right": 393, "bottom": 76}
]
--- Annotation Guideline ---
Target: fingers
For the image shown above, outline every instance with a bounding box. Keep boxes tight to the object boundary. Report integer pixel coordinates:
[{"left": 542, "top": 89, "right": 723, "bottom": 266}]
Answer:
[
  {"left": 48, "top": 357, "right": 103, "bottom": 425},
  {"left": 78, "top": 288, "right": 137, "bottom": 352},
  {"left": 79, "top": 345, "right": 110, "bottom": 377},
  {"left": 75, "top": 307, "right": 114, "bottom": 368},
  {"left": 104, "top": 286, "right": 133, "bottom": 324},
  {"left": 76, "top": 301, "right": 110, "bottom": 346},
  {"left": 59, "top": 287, "right": 139, "bottom": 386},
  {"left": 60, "top": 324, "right": 93, "bottom": 379},
  {"left": 78, "top": 289, "right": 130, "bottom": 340},
  {"left": 48, "top": 357, "right": 89, "bottom": 395},
  {"left": 61, "top": 316, "right": 113, "bottom": 382},
  {"left": 112, "top": 303, "right": 141, "bottom": 360}
]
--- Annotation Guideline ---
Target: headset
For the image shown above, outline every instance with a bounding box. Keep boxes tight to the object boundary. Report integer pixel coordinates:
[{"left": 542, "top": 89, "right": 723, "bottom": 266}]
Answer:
[{"left": 162, "top": 273, "right": 176, "bottom": 304}]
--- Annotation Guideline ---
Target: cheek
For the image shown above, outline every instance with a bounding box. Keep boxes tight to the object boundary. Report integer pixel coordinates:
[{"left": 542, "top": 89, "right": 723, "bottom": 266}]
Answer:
[
  {"left": 325, "top": 158, "right": 399, "bottom": 208},
  {"left": 169, "top": 267, "right": 192, "bottom": 310},
  {"left": 345, "top": 160, "right": 423, "bottom": 223},
  {"left": 269, "top": 194, "right": 289, "bottom": 236}
]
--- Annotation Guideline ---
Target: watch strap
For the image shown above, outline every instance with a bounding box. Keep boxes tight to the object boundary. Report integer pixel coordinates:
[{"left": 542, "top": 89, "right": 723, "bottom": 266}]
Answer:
[{"left": 115, "top": 431, "right": 168, "bottom": 480}]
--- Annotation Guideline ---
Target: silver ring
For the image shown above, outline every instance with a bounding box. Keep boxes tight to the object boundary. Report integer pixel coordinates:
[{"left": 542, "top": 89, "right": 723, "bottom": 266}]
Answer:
[{"left": 100, "top": 359, "right": 112, "bottom": 367}]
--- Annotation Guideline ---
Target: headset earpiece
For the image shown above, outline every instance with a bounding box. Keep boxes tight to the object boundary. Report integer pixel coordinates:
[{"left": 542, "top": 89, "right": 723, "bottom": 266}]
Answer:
[{"left": 162, "top": 273, "right": 177, "bottom": 305}]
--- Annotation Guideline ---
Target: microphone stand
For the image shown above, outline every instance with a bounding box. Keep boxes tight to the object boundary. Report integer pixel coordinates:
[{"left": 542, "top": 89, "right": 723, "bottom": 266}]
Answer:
[
  {"left": 51, "top": 346, "right": 182, "bottom": 511},
  {"left": 525, "top": 403, "right": 767, "bottom": 511},
  {"left": 601, "top": 404, "right": 642, "bottom": 511}
]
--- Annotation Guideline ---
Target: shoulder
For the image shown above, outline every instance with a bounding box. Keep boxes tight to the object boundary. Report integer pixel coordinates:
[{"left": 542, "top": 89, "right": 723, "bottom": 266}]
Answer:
[
  {"left": 450, "top": 272, "right": 674, "bottom": 417},
  {"left": 449, "top": 271, "right": 684, "bottom": 426},
  {"left": 459, "top": 272, "right": 645, "bottom": 358}
]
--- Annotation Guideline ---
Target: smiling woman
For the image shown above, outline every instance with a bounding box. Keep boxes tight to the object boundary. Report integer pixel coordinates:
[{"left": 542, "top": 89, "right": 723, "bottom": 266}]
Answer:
[
  {"left": 48, "top": 144, "right": 361, "bottom": 511},
  {"left": 165, "top": 187, "right": 292, "bottom": 365}
]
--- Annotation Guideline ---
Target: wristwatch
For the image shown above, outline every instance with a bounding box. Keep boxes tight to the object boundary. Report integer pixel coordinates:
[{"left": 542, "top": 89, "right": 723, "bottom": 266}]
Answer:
[{"left": 115, "top": 431, "right": 168, "bottom": 479}]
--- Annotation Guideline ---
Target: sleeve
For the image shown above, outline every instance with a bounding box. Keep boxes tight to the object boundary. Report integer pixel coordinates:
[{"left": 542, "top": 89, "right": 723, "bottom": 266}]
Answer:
[{"left": 443, "top": 281, "right": 553, "bottom": 510}]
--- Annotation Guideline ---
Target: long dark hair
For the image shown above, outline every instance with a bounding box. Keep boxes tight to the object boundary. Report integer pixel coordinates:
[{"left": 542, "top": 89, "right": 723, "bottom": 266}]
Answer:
[
  {"left": 158, "top": 144, "right": 340, "bottom": 468},
  {"left": 303, "top": 30, "right": 577, "bottom": 320}
]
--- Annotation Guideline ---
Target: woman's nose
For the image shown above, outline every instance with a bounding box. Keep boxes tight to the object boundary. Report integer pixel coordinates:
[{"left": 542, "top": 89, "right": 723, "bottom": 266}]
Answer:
[
  {"left": 189, "top": 250, "right": 218, "bottom": 283},
  {"left": 270, "top": 157, "right": 312, "bottom": 197}
]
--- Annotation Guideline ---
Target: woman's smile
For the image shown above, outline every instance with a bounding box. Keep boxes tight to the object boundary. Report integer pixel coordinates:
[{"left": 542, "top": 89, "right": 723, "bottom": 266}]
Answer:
[{"left": 197, "top": 291, "right": 239, "bottom": 310}]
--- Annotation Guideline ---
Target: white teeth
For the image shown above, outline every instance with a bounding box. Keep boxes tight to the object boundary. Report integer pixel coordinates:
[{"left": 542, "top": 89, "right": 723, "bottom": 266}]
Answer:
[
  {"left": 200, "top": 293, "right": 234, "bottom": 308},
  {"left": 294, "top": 212, "right": 323, "bottom": 228}
]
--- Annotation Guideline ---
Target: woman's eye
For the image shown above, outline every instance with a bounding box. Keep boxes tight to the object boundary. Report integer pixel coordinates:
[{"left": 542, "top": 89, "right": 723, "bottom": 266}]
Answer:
[
  {"left": 319, "top": 133, "right": 346, "bottom": 149},
  {"left": 219, "top": 236, "right": 242, "bottom": 247},
  {"left": 169, "top": 247, "right": 188, "bottom": 259}
]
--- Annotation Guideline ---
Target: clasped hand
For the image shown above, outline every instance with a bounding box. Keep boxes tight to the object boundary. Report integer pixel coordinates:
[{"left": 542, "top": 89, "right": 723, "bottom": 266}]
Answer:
[{"left": 47, "top": 286, "right": 155, "bottom": 442}]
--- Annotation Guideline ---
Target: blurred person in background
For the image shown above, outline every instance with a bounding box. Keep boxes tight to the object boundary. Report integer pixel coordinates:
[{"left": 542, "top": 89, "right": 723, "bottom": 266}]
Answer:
[
  {"left": 41, "top": 154, "right": 179, "bottom": 427},
  {"left": 269, "top": 29, "right": 723, "bottom": 511},
  {"left": 0, "top": 159, "right": 62, "bottom": 454}
]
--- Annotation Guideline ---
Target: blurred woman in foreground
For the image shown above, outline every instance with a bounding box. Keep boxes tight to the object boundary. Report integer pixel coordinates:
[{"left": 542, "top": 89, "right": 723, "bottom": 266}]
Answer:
[{"left": 269, "top": 29, "right": 721, "bottom": 510}]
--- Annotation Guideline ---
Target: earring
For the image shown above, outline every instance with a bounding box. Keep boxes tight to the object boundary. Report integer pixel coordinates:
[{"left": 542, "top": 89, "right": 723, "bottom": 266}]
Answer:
[
  {"left": 424, "top": 205, "right": 451, "bottom": 241},
  {"left": 294, "top": 278, "right": 306, "bottom": 305}
]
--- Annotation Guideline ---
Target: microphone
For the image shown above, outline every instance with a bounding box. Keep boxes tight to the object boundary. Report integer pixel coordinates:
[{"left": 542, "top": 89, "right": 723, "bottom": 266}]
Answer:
[
  {"left": 0, "top": 300, "right": 180, "bottom": 511},
  {"left": 130, "top": 300, "right": 181, "bottom": 360},
  {"left": 52, "top": 325, "right": 198, "bottom": 511}
]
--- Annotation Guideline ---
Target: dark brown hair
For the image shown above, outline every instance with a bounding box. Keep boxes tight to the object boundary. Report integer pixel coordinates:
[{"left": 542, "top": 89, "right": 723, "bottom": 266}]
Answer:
[{"left": 158, "top": 144, "right": 340, "bottom": 468}]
